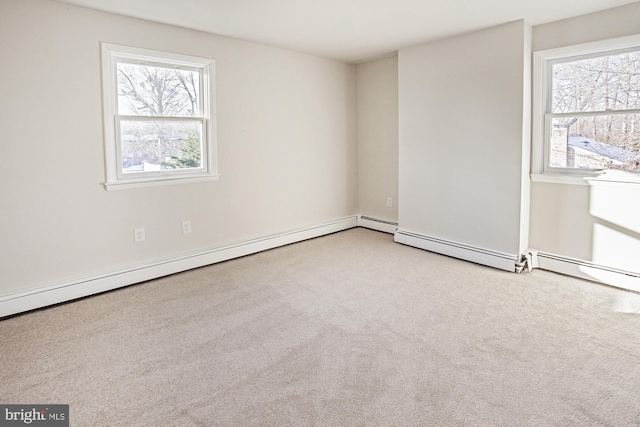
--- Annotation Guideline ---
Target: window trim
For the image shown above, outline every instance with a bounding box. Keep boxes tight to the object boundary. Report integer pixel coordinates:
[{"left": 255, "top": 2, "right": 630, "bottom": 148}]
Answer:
[
  {"left": 532, "top": 34, "right": 640, "bottom": 185},
  {"left": 101, "top": 43, "right": 219, "bottom": 191}
]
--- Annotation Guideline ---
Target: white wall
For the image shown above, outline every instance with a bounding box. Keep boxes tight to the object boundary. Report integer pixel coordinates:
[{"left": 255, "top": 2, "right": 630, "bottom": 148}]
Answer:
[
  {"left": 532, "top": 2, "right": 640, "bottom": 52},
  {"left": 356, "top": 55, "right": 399, "bottom": 222},
  {"left": 398, "top": 20, "right": 531, "bottom": 260},
  {"left": 0, "top": 0, "right": 357, "bottom": 297},
  {"left": 530, "top": 2, "right": 640, "bottom": 275},
  {"left": 3, "top": 0, "right": 637, "bottom": 308}
]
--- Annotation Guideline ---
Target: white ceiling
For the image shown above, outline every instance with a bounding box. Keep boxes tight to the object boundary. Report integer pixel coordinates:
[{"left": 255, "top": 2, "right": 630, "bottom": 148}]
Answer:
[{"left": 54, "top": 0, "right": 633, "bottom": 63}]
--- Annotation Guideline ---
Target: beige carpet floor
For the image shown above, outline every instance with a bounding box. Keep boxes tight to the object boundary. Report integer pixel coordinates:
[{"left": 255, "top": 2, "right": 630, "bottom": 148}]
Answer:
[{"left": 2, "top": 228, "right": 640, "bottom": 426}]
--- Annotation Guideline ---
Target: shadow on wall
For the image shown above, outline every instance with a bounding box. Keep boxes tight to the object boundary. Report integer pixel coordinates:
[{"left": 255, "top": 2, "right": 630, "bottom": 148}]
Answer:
[
  {"left": 529, "top": 175, "right": 640, "bottom": 295},
  {"left": 580, "top": 176, "right": 640, "bottom": 289}
]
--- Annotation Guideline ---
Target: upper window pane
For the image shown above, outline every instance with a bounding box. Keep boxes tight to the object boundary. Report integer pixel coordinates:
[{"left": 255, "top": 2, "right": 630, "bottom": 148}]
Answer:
[
  {"left": 552, "top": 50, "right": 640, "bottom": 114},
  {"left": 117, "top": 62, "right": 200, "bottom": 117}
]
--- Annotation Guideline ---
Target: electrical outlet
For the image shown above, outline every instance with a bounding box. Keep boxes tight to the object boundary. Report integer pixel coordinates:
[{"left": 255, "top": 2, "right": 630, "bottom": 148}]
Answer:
[
  {"left": 386, "top": 197, "right": 393, "bottom": 207},
  {"left": 134, "top": 228, "right": 145, "bottom": 243},
  {"left": 182, "top": 220, "right": 192, "bottom": 234}
]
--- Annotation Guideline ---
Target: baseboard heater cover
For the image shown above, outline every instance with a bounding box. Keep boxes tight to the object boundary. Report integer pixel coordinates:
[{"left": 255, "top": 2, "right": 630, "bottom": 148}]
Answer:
[
  {"left": 357, "top": 216, "right": 398, "bottom": 234},
  {"left": 534, "top": 251, "right": 640, "bottom": 293},
  {"left": 394, "top": 229, "right": 519, "bottom": 272},
  {"left": 0, "top": 216, "right": 358, "bottom": 318}
]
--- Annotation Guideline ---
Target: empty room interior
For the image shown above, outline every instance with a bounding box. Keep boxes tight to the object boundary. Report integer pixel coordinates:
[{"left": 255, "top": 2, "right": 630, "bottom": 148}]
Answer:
[{"left": 2, "top": 0, "right": 640, "bottom": 425}]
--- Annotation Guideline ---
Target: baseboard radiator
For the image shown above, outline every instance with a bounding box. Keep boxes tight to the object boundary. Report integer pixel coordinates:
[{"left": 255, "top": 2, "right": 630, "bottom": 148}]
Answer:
[
  {"left": 357, "top": 216, "right": 398, "bottom": 234},
  {"left": 532, "top": 251, "right": 640, "bottom": 293},
  {"left": 394, "top": 229, "right": 521, "bottom": 272},
  {"left": 14, "top": 216, "right": 637, "bottom": 318},
  {"left": 0, "top": 216, "right": 358, "bottom": 318}
]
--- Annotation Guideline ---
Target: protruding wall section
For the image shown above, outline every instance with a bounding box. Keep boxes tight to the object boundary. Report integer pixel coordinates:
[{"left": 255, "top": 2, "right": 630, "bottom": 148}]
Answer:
[{"left": 397, "top": 21, "right": 532, "bottom": 271}]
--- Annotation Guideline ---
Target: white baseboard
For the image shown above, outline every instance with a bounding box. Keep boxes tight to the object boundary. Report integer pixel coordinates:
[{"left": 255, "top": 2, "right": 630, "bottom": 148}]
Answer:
[
  {"left": 394, "top": 229, "right": 519, "bottom": 272},
  {"left": 357, "top": 215, "right": 398, "bottom": 234},
  {"left": 533, "top": 251, "right": 640, "bottom": 293},
  {"left": 0, "top": 216, "right": 358, "bottom": 318}
]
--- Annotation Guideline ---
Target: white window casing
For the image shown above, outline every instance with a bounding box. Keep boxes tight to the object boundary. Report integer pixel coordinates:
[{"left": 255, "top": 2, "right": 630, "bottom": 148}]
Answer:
[
  {"left": 101, "top": 43, "right": 219, "bottom": 190},
  {"left": 532, "top": 34, "right": 640, "bottom": 185}
]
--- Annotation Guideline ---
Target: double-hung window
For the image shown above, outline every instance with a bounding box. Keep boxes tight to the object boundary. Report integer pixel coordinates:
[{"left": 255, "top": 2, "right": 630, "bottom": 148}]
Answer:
[
  {"left": 101, "top": 43, "right": 218, "bottom": 190},
  {"left": 533, "top": 35, "right": 640, "bottom": 182}
]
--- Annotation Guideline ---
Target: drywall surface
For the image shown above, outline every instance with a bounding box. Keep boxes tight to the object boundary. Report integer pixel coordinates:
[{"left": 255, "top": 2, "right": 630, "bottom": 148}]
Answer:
[
  {"left": 530, "top": 2, "right": 640, "bottom": 274},
  {"left": 398, "top": 20, "right": 531, "bottom": 256},
  {"left": 0, "top": 0, "right": 357, "bottom": 295},
  {"left": 356, "top": 56, "right": 399, "bottom": 222},
  {"left": 529, "top": 183, "right": 595, "bottom": 261},
  {"left": 533, "top": 2, "right": 640, "bottom": 51},
  {"left": 530, "top": 180, "right": 640, "bottom": 273}
]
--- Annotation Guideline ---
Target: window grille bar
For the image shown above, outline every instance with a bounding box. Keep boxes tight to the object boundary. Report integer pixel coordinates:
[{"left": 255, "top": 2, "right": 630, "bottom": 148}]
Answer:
[{"left": 549, "top": 109, "right": 640, "bottom": 118}]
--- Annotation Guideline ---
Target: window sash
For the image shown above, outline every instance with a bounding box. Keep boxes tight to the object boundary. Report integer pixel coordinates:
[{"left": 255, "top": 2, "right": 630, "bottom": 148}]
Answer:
[
  {"left": 543, "top": 110, "right": 640, "bottom": 173},
  {"left": 547, "top": 47, "right": 640, "bottom": 115},
  {"left": 114, "top": 116, "right": 208, "bottom": 181},
  {"left": 114, "top": 59, "right": 205, "bottom": 119}
]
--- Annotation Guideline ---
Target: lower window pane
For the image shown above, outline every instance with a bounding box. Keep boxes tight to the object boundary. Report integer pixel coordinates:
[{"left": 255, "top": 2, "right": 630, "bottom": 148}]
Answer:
[
  {"left": 550, "top": 115, "right": 640, "bottom": 171},
  {"left": 120, "top": 121, "right": 203, "bottom": 174}
]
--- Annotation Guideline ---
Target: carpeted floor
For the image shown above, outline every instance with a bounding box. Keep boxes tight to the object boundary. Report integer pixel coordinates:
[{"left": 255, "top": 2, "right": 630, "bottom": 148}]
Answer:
[{"left": 2, "top": 228, "right": 640, "bottom": 426}]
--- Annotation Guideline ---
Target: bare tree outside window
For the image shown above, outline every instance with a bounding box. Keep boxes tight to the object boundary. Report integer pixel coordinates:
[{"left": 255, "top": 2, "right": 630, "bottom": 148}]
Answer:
[
  {"left": 117, "top": 63, "right": 199, "bottom": 117},
  {"left": 116, "top": 62, "right": 203, "bottom": 172},
  {"left": 550, "top": 50, "right": 640, "bottom": 171},
  {"left": 101, "top": 43, "right": 216, "bottom": 189}
]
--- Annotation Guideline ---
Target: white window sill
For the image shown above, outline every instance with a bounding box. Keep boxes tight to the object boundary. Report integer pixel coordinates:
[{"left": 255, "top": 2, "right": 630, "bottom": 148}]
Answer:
[
  {"left": 104, "top": 174, "right": 220, "bottom": 191},
  {"left": 531, "top": 172, "right": 640, "bottom": 186}
]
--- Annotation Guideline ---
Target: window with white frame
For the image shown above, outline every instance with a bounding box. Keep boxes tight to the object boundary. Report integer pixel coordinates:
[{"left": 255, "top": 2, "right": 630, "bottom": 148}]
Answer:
[
  {"left": 533, "top": 36, "right": 640, "bottom": 179},
  {"left": 101, "top": 43, "right": 218, "bottom": 190}
]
